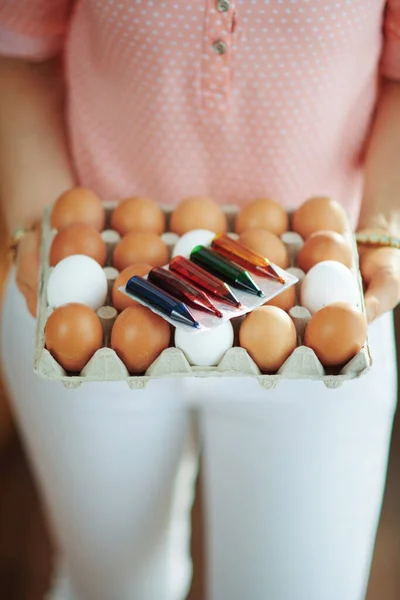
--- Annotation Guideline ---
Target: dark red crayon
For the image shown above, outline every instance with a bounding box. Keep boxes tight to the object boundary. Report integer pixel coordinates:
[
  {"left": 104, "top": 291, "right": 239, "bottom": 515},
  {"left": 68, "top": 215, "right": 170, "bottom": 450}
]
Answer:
[
  {"left": 169, "top": 256, "right": 241, "bottom": 308},
  {"left": 148, "top": 267, "right": 223, "bottom": 318}
]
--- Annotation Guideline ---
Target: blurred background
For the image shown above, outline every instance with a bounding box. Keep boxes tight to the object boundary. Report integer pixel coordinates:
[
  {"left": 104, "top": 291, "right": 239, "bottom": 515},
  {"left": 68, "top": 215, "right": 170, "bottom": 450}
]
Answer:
[{"left": 0, "top": 215, "right": 399, "bottom": 600}]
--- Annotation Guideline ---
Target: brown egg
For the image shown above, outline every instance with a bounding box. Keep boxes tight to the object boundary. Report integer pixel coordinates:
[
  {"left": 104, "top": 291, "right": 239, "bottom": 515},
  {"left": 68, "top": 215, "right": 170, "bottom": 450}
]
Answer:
[
  {"left": 45, "top": 303, "right": 103, "bottom": 372},
  {"left": 111, "top": 305, "right": 171, "bottom": 373},
  {"left": 239, "top": 306, "right": 297, "bottom": 373},
  {"left": 112, "top": 263, "right": 152, "bottom": 312},
  {"left": 49, "top": 223, "right": 107, "bottom": 267},
  {"left": 235, "top": 198, "right": 289, "bottom": 236},
  {"left": 292, "top": 197, "right": 347, "bottom": 240},
  {"left": 239, "top": 228, "right": 289, "bottom": 269},
  {"left": 113, "top": 232, "right": 169, "bottom": 271},
  {"left": 110, "top": 197, "right": 166, "bottom": 236},
  {"left": 51, "top": 187, "right": 106, "bottom": 231},
  {"left": 304, "top": 302, "right": 367, "bottom": 367},
  {"left": 265, "top": 285, "right": 296, "bottom": 312},
  {"left": 297, "top": 230, "right": 353, "bottom": 272},
  {"left": 170, "top": 197, "right": 227, "bottom": 235}
]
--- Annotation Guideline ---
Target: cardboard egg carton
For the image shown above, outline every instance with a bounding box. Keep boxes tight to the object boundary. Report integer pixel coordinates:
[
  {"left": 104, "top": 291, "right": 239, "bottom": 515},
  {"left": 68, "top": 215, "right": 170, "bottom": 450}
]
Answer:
[{"left": 34, "top": 203, "right": 371, "bottom": 390}]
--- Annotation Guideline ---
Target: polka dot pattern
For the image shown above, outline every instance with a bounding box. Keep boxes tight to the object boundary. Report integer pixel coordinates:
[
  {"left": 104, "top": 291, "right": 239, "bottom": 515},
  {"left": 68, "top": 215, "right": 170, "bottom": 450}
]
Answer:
[{"left": 0, "top": 1, "right": 397, "bottom": 222}]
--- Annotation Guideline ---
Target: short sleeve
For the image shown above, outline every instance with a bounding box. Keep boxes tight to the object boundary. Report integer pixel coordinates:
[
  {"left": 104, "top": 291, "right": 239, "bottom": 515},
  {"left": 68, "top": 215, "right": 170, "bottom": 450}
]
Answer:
[
  {"left": 382, "top": 0, "right": 400, "bottom": 80},
  {"left": 0, "top": 0, "right": 73, "bottom": 62}
]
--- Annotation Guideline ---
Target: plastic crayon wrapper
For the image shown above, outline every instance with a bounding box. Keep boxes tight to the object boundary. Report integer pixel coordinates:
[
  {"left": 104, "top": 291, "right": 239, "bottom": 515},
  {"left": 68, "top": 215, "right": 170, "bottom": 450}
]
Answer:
[{"left": 119, "top": 260, "right": 298, "bottom": 333}]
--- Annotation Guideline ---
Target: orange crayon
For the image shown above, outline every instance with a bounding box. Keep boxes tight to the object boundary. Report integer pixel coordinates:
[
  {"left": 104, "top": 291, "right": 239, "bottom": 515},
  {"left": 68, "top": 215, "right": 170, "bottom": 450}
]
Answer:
[{"left": 211, "top": 234, "right": 285, "bottom": 284}]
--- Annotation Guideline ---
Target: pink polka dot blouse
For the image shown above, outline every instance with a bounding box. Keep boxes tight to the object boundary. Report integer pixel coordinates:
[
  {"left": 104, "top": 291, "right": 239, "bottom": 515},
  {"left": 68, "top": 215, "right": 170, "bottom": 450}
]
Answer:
[{"left": 1, "top": 1, "right": 400, "bottom": 224}]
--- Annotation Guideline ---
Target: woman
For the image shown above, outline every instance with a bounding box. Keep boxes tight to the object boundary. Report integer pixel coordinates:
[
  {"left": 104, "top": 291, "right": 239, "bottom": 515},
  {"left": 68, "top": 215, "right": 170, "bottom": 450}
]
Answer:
[{"left": 0, "top": 2, "right": 399, "bottom": 599}]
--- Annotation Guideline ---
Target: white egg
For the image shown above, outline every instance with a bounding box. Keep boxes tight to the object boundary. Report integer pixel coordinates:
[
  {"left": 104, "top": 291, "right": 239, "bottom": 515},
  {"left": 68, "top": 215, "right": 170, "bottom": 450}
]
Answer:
[
  {"left": 174, "top": 320, "right": 234, "bottom": 366},
  {"left": 47, "top": 255, "right": 108, "bottom": 311},
  {"left": 171, "top": 229, "right": 216, "bottom": 259},
  {"left": 300, "top": 260, "right": 361, "bottom": 314}
]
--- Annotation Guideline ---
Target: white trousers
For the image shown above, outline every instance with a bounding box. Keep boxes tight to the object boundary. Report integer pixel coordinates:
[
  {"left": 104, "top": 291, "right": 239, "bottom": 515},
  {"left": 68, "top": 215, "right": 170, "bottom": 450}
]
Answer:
[{"left": 1, "top": 273, "right": 397, "bottom": 600}]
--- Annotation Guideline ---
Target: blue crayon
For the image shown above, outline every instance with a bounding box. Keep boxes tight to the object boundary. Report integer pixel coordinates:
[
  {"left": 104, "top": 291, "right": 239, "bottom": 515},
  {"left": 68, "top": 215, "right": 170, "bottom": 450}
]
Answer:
[{"left": 126, "top": 276, "right": 200, "bottom": 329}]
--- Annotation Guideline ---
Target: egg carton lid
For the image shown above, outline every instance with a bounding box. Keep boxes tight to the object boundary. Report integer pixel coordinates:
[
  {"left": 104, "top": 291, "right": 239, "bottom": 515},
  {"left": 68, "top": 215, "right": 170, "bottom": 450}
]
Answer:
[{"left": 34, "top": 204, "right": 372, "bottom": 390}]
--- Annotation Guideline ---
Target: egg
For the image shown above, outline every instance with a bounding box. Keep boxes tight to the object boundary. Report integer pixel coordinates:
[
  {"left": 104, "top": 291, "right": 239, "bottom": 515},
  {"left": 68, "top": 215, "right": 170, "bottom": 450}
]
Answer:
[
  {"left": 111, "top": 305, "right": 171, "bottom": 373},
  {"left": 113, "top": 232, "right": 169, "bottom": 271},
  {"left": 239, "top": 228, "right": 289, "bottom": 269},
  {"left": 304, "top": 302, "right": 367, "bottom": 367},
  {"left": 300, "top": 260, "right": 360, "bottom": 314},
  {"left": 51, "top": 187, "right": 106, "bottom": 232},
  {"left": 171, "top": 229, "right": 216, "bottom": 259},
  {"left": 47, "top": 255, "right": 108, "bottom": 311},
  {"left": 292, "top": 197, "right": 348, "bottom": 240},
  {"left": 235, "top": 198, "right": 289, "bottom": 236},
  {"left": 174, "top": 320, "right": 234, "bottom": 366},
  {"left": 239, "top": 306, "right": 297, "bottom": 372},
  {"left": 297, "top": 230, "right": 353, "bottom": 272},
  {"left": 45, "top": 303, "right": 103, "bottom": 372},
  {"left": 110, "top": 196, "right": 166, "bottom": 236},
  {"left": 112, "top": 263, "right": 152, "bottom": 312},
  {"left": 49, "top": 223, "right": 107, "bottom": 267},
  {"left": 265, "top": 285, "right": 296, "bottom": 312},
  {"left": 170, "top": 197, "right": 227, "bottom": 236}
]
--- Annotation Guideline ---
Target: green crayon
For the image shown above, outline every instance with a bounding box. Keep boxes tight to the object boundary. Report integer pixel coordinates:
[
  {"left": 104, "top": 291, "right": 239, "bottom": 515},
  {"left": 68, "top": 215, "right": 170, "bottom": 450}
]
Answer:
[{"left": 190, "top": 246, "right": 264, "bottom": 297}]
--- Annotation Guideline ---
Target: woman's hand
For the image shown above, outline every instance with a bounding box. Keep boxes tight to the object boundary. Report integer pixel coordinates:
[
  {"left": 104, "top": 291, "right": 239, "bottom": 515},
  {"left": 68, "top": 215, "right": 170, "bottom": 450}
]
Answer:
[
  {"left": 358, "top": 232, "right": 400, "bottom": 323},
  {"left": 15, "top": 228, "right": 41, "bottom": 318},
  {"left": 0, "top": 57, "right": 76, "bottom": 319},
  {"left": 356, "top": 78, "right": 400, "bottom": 322}
]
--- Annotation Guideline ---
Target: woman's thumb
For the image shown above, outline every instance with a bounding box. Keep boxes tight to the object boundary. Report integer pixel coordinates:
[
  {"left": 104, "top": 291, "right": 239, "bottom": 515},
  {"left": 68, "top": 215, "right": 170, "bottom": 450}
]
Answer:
[{"left": 15, "top": 230, "right": 41, "bottom": 318}]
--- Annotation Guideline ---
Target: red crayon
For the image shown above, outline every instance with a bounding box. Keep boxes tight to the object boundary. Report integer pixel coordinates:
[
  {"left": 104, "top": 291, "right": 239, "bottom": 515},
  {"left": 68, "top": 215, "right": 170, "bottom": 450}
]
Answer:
[
  {"left": 169, "top": 256, "right": 241, "bottom": 308},
  {"left": 148, "top": 267, "right": 223, "bottom": 318}
]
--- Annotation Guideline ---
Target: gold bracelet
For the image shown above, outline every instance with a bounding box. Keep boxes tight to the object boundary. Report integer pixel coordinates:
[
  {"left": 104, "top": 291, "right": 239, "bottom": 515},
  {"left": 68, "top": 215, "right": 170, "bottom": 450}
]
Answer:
[{"left": 355, "top": 231, "right": 400, "bottom": 249}]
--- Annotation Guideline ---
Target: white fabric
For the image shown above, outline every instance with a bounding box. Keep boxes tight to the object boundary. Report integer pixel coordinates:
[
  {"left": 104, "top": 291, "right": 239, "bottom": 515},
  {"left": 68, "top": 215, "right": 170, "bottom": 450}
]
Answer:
[{"left": 0, "top": 273, "right": 397, "bottom": 600}]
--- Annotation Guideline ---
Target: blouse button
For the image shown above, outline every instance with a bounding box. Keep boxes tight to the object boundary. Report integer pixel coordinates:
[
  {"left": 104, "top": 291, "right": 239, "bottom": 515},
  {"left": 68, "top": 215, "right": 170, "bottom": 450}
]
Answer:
[
  {"left": 212, "top": 40, "right": 228, "bottom": 55},
  {"left": 217, "top": 0, "right": 230, "bottom": 12}
]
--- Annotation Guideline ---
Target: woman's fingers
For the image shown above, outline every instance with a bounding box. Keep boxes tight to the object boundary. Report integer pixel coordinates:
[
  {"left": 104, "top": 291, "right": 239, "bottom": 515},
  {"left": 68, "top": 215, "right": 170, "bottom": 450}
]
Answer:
[
  {"left": 360, "top": 247, "right": 400, "bottom": 322},
  {"left": 15, "top": 229, "right": 41, "bottom": 318},
  {"left": 364, "top": 266, "right": 400, "bottom": 322}
]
